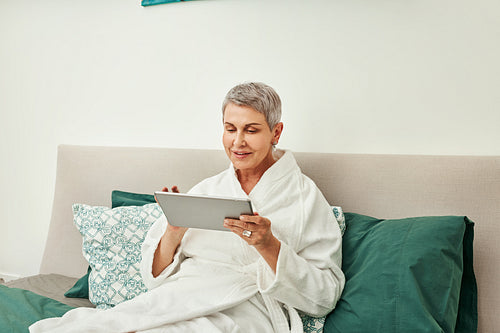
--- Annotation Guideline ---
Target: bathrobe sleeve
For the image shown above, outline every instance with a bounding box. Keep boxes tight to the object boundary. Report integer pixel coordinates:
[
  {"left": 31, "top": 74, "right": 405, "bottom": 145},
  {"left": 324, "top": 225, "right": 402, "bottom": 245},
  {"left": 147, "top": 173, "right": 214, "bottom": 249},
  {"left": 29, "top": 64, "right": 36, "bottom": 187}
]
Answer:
[
  {"left": 140, "top": 183, "right": 210, "bottom": 290},
  {"left": 140, "top": 214, "right": 187, "bottom": 290},
  {"left": 256, "top": 178, "right": 345, "bottom": 317}
]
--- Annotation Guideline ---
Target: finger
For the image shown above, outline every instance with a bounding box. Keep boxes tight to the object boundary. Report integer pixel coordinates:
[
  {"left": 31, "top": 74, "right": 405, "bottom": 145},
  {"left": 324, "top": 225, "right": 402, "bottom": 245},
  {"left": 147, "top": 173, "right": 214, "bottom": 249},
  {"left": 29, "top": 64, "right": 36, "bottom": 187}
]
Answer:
[
  {"left": 222, "top": 221, "right": 241, "bottom": 235},
  {"left": 162, "top": 187, "right": 169, "bottom": 192},
  {"left": 239, "top": 214, "right": 266, "bottom": 226},
  {"left": 225, "top": 224, "right": 253, "bottom": 240},
  {"left": 224, "top": 218, "right": 257, "bottom": 232},
  {"left": 172, "top": 186, "right": 180, "bottom": 193}
]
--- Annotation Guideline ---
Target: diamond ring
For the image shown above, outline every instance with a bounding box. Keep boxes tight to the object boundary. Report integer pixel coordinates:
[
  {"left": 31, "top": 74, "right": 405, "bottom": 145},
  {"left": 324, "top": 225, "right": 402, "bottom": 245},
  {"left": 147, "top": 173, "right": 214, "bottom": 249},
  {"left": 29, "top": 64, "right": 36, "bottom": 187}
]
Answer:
[{"left": 242, "top": 230, "right": 252, "bottom": 238}]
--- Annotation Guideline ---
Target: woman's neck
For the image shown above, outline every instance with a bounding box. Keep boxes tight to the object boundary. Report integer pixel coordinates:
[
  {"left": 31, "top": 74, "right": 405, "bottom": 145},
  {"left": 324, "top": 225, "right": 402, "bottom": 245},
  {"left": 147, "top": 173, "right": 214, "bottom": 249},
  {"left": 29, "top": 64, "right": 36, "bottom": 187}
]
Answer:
[{"left": 236, "top": 153, "right": 277, "bottom": 194}]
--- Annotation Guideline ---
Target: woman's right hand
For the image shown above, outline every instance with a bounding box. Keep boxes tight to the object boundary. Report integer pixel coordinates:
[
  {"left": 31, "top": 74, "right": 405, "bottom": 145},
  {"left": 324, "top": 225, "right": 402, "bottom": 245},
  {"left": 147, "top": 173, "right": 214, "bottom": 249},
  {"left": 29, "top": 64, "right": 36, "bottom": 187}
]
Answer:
[
  {"left": 152, "top": 186, "right": 188, "bottom": 277},
  {"left": 161, "top": 186, "right": 179, "bottom": 194},
  {"left": 159, "top": 186, "right": 188, "bottom": 236}
]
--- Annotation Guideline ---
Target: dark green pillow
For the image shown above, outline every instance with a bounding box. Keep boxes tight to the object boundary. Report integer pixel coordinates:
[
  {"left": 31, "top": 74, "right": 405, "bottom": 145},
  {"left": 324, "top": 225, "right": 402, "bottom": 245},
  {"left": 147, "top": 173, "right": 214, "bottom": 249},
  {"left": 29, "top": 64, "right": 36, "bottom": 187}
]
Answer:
[
  {"left": 111, "top": 190, "right": 156, "bottom": 208},
  {"left": 325, "top": 213, "right": 477, "bottom": 333},
  {"left": 65, "top": 191, "right": 156, "bottom": 299},
  {"left": 64, "top": 266, "right": 91, "bottom": 298}
]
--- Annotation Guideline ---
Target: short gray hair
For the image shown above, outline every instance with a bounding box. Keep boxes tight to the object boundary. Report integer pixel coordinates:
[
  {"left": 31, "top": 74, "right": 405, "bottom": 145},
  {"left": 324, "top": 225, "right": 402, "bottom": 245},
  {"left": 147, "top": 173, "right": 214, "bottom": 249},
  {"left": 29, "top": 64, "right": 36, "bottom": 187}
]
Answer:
[{"left": 222, "top": 82, "right": 282, "bottom": 129}]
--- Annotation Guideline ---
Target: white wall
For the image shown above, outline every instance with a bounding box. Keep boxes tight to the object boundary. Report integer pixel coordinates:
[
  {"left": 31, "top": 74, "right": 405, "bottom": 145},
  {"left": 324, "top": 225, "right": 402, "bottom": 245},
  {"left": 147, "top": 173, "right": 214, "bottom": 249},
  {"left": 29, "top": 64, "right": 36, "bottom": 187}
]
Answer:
[{"left": 1, "top": 0, "right": 499, "bottom": 278}]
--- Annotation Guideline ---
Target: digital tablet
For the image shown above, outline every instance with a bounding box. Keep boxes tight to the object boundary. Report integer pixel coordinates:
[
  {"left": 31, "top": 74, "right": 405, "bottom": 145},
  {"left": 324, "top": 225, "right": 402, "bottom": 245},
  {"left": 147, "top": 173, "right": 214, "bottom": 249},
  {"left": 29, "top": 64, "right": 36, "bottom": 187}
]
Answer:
[{"left": 154, "top": 191, "right": 253, "bottom": 232}]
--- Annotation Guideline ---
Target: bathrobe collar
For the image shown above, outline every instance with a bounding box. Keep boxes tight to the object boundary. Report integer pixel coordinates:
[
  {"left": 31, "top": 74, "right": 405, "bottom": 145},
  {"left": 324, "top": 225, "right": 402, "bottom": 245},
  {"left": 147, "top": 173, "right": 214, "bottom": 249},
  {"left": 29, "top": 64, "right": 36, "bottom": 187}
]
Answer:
[{"left": 228, "top": 149, "right": 299, "bottom": 201}]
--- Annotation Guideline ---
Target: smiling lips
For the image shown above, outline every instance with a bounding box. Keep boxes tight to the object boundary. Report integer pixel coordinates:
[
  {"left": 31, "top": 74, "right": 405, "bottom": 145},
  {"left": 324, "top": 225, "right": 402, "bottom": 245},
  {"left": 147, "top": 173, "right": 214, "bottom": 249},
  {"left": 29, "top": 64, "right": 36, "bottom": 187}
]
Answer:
[{"left": 232, "top": 151, "right": 252, "bottom": 159}]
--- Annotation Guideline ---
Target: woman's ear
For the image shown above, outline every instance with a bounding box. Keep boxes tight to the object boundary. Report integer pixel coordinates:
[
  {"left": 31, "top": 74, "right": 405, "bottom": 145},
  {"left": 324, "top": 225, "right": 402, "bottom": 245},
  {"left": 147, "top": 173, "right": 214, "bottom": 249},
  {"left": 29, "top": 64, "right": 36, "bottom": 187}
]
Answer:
[{"left": 272, "top": 122, "right": 284, "bottom": 145}]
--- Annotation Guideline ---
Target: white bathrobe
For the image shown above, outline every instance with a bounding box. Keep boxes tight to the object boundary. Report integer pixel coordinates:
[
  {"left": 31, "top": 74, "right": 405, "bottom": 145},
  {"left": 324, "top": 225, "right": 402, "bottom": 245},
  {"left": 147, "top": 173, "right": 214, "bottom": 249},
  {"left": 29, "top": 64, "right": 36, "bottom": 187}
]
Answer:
[{"left": 30, "top": 150, "right": 344, "bottom": 333}]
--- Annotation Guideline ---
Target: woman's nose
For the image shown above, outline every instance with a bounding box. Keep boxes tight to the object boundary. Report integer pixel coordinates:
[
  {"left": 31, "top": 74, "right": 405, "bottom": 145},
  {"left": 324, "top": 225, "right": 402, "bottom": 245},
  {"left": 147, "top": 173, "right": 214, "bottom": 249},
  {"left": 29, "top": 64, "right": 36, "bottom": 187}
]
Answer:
[{"left": 234, "top": 132, "right": 245, "bottom": 146}]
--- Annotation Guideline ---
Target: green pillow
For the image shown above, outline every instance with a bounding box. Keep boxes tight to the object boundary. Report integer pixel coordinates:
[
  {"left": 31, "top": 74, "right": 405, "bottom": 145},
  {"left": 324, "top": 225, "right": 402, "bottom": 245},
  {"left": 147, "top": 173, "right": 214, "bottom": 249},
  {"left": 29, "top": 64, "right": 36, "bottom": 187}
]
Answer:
[
  {"left": 324, "top": 213, "right": 477, "bottom": 333},
  {"left": 64, "top": 266, "right": 91, "bottom": 298},
  {"left": 111, "top": 190, "right": 155, "bottom": 208}
]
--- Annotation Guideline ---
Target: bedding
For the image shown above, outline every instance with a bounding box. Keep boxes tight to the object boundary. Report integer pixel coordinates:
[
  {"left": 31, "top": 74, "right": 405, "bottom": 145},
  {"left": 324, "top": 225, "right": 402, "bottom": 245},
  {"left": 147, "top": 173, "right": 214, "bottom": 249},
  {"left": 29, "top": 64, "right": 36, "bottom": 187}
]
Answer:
[
  {"left": 31, "top": 146, "right": 499, "bottom": 331},
  {"left": 2, "top": 191, "right": 477, "bottom": 333},
  {"left": 325, "top": 213, "right": 477, "bottom": 333},
  {"left": 63, "top": 191, "right": 477, "bottom": 333},
  {"left": 0, "top": 284, "right": 73, "bottom": 332},
  {"left": 4, "top": 274, "right": 93, "bottom": 308}
]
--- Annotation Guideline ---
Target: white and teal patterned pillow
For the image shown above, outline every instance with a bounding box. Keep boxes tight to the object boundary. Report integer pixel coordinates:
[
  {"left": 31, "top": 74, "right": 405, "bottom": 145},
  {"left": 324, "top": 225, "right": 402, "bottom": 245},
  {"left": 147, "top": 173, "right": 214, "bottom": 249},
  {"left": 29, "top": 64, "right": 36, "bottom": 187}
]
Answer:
[
  {"left": 332, "top": 206, "right": 346, "bottom": 236},
  {"left": 301, "top": 206, "right": 345, "bottom": 333},
  {"left": 301, "top": 315, "right": 326, "bottom": 333},
  {"left": 73, "top": 203, "right": 162, "bottom": 309}
]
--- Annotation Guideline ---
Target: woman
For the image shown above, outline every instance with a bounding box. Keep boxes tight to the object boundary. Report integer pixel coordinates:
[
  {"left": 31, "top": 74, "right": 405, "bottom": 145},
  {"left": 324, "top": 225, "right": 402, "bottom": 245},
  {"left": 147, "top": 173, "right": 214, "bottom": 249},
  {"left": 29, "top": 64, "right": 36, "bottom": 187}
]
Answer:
[{"left": 30, "top": 82, "right": 345, "bottom": 333}]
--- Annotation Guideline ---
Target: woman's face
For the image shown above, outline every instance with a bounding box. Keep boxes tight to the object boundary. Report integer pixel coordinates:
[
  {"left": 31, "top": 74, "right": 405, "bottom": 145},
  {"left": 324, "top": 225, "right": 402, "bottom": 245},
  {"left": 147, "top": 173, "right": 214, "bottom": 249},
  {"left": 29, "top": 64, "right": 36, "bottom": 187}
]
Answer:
[{"left": 222, "top": 103, "right": 282, "bottom": 176}]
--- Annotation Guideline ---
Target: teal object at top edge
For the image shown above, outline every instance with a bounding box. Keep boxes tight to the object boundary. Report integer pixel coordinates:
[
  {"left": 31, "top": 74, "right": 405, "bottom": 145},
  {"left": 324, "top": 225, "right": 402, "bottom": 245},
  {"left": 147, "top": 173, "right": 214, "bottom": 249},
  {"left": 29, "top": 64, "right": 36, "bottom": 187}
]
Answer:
[{"left": 142, "top": 0, "right": 194, "bottom": 7}]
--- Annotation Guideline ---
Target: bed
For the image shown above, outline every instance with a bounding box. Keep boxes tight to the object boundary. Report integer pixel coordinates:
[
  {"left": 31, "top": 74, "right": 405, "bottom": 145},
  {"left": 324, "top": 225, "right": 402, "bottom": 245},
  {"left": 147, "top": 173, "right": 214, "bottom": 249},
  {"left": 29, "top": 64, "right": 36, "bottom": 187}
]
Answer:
[{"left": 2, "top": 144, "right": 499, "bottom": 332}]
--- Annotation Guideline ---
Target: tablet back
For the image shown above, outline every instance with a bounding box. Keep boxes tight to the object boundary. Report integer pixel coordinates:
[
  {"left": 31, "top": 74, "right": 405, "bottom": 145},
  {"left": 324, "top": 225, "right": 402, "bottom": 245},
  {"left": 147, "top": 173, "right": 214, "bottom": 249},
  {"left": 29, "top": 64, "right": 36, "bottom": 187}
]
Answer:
[{"left": 154, "top": 192, "right": 253, "bottom": 231}]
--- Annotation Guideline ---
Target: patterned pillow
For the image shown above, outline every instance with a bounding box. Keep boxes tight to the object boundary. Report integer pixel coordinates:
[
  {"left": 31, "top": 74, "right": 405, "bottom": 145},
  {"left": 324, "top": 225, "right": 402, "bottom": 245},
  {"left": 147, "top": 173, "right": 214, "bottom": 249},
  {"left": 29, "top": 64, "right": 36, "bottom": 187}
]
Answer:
[
  {"left": 332, "top": 206, "right": 346, "bottom": 236},
  {"left": 300, "top": 206, "right": 345, "bottom": 333},
  {"left": 72, "top": 203, "right": 163, "bottom": 309}
]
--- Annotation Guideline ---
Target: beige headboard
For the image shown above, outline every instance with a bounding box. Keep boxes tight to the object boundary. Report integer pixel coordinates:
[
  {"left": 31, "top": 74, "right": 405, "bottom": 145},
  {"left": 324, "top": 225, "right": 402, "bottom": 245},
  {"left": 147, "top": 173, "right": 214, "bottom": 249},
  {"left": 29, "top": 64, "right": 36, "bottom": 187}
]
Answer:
[{"left": 40, "top": 145, "right": 499, "bottom": 332}]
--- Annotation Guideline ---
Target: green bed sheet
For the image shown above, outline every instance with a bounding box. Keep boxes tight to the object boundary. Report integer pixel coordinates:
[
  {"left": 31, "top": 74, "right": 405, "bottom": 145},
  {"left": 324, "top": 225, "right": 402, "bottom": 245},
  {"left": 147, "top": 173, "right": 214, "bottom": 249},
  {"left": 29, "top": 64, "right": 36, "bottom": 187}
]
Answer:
[{"left": 0, "top": 285, "right": 73, "bottom": 333}]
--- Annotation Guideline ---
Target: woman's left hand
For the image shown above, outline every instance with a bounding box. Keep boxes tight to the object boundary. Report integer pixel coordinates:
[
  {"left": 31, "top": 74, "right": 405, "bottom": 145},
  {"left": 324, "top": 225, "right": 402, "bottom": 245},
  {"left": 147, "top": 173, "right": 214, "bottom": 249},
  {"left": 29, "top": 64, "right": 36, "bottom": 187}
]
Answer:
[
  {"left": 224, "top": 213, "right": 281, "bottom": 272},
  {"left": 223, "top": 212, "right": 271, "bottom": 246}
]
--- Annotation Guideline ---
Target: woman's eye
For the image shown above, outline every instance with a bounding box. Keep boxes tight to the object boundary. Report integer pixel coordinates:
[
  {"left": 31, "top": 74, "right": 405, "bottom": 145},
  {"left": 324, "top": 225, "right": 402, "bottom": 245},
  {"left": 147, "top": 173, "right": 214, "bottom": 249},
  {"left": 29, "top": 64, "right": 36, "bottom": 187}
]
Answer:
[
  {"left": 226, "top": 128, "right": 236, "bottom": 132},
  {"left": 247, "top": 129, "right": 257, "bottom": 134}
]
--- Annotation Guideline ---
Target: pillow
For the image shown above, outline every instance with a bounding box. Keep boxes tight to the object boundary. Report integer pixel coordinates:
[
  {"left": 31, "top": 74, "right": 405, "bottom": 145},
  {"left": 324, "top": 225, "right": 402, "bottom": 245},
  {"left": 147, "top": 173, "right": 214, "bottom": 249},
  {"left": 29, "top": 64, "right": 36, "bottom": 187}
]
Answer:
[
  {"left": 65, "top": 190, "right": 157, "bottom": 298},
  {"left": 301, "top": 206, "right": 345, "bottom": 333},
  {"left": 64, "top": 266, "right": 91, "bottom": 298},
  {"left": 111, "top": 190, "right": 155, "bottom": 208},
  {"left": 324, "top": 213, "right": 477, "bottom": 333},
  {"left": 73, "top": 203, "right": 163, "bottom": 309},
  {"left": 332, "top": 206, "right": 346, "bottom": 236},
  {"left": 301, "top": 315, "right": 326, "bottom": 333}
]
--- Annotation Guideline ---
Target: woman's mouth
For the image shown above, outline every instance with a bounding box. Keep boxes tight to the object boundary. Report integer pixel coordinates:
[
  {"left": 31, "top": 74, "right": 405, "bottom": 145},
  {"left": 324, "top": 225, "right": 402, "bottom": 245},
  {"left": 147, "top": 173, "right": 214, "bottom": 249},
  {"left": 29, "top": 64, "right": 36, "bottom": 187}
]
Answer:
[{"left": 232, "top": 151, "right": 252, "bottom": 159}]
